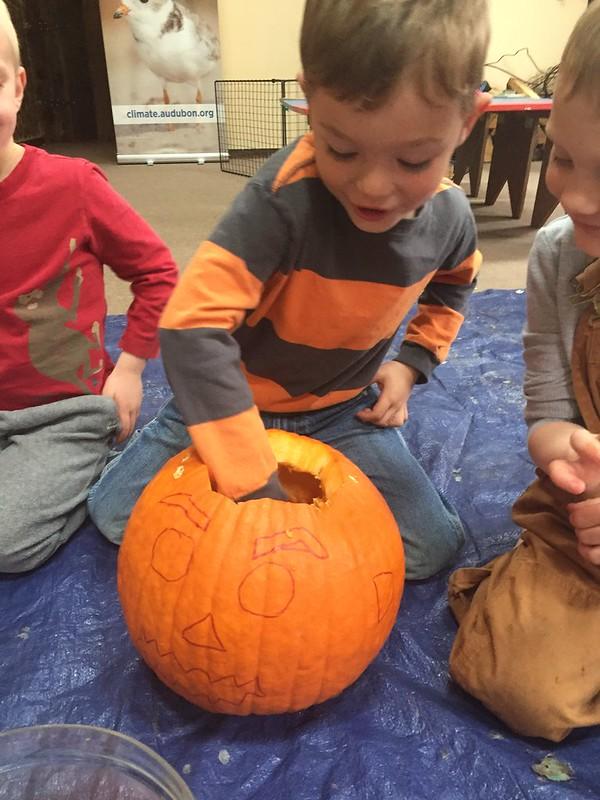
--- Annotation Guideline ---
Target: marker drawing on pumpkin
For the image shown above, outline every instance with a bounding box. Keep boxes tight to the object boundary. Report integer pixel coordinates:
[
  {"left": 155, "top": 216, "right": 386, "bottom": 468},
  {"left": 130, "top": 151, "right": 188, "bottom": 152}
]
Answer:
[
  {"left": 252, "top": 527, "right": 329, "bottom": 560},
  {"left": 182, "top": 675, "right": 265, "bottom": 709},
  {"left": 138, "top": 631, "right": 265, "bottom": 708},
  {"left": 159, "top": 492, "right": 210, "bottom": 530},
  {"left": 118, "top": 431, "right": 406, "bottom": 714},
  {"left": 373, "top": 572, "right": 395, "bottom": 623},
  {"left": 151, "top": 528, "right": 194, "bottom": 581},
  {"left": 182, "top": 614, "right": 226, "bottom": 651},
  {"left": 238, "top": 563, "right": 296, "bottom": 618}
]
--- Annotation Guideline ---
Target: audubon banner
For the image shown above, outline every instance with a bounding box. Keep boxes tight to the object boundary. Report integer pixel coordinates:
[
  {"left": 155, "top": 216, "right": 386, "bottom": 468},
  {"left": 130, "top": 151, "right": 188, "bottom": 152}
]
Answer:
[{"left": 99, "top": 0, "right": 222, "bottom": 163}]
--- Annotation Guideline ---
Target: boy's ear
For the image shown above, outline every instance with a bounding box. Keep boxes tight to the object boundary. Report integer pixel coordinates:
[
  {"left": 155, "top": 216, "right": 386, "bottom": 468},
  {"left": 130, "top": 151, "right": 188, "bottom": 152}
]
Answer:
[
  {"left": 297, "top": 71, "right": 307, "bottom": 95},
  {"left": 16, "top": 66, "right": 27, "bottom": 109},
  {"left": 457, "top": 91, "right": 491, "bottom": 146}
]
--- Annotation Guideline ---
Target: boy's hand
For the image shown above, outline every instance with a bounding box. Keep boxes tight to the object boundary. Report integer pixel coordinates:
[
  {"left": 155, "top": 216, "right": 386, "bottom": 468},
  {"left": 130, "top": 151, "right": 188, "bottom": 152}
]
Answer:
[
  {"left": 546, "top": 428, "right": 600, "bottom": 497},
  {"left": 566, "top": 496, "right": 600, "bottom": 565},
  {"left": 239, "top": 472, "right": 290, "bottom": 502},
  {"left": 355, "top": 361, "right": 419, "bottom": 427},
  {"left": 102, "top": 352, "right": 146, "bottom": 442}
]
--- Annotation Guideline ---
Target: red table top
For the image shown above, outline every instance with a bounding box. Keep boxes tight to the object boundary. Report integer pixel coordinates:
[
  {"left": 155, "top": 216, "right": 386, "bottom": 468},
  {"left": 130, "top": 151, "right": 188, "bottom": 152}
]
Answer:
[
  {"left": 282, "top": 95, "right": 553, "bottom": 115},
  {"left": 486, "top": 96, "right": 552, "bottom": 112}
]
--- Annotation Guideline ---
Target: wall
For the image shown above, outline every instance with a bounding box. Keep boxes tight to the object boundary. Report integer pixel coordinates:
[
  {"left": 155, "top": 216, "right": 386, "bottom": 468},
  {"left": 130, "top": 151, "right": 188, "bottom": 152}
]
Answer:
[
  {"left": 86, "top": 0, "right": 588, "bottom": 142},
  {"left": 484, "top": 0, "right": 588, "bottom": 89},
  {"left": 217, "top": 0, "right": 588, "bottom": 89},
  {"left": 218, "top": 0, "right": 304, "bottom": 80}
]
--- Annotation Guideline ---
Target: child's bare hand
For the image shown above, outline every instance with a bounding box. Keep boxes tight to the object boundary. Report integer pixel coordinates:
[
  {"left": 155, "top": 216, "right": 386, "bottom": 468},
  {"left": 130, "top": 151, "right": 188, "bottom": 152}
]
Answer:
[
  {"left": 102, "top": 353, "right": 145, "bottom": 442},
  {"left": 547, "top": 428, "right": 600, "bottom": 496},
  {"left": 566, "top": 496, "right": 600, "bottom": 565},
  {"left": 356, "top": 361, "right": 418, "bottom": 427}
]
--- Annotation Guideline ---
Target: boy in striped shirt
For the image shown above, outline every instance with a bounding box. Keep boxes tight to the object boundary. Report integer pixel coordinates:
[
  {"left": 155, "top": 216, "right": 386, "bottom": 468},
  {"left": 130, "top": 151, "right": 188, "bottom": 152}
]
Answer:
[{"left": 90, "top": 0, "right": 490, "bottom": 580}]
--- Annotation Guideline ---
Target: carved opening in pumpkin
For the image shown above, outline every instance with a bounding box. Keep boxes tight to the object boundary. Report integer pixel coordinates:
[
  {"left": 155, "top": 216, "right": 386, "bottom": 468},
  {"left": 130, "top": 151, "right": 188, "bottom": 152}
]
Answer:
[{"left": 277, "top": 463, "right": 325, "bottom": 504}]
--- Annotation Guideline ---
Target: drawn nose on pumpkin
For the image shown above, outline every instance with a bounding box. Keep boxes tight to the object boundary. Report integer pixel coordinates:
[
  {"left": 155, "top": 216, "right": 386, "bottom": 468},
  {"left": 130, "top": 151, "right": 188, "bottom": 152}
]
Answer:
[{"left": 252, "top": 527, "right": 328, "bottom": 560}]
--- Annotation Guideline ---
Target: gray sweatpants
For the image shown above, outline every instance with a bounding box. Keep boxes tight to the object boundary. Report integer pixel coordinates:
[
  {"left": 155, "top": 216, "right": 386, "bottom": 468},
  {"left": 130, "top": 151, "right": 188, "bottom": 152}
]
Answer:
[{"left": 0, "top": 395, "right": 119, "bottom": 573}]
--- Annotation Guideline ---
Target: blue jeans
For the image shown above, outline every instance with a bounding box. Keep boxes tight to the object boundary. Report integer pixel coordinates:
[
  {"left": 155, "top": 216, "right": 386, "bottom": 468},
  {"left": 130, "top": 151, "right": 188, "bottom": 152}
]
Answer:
[{"left": 88, "top": 387, "right": 464, "bottom": 579}]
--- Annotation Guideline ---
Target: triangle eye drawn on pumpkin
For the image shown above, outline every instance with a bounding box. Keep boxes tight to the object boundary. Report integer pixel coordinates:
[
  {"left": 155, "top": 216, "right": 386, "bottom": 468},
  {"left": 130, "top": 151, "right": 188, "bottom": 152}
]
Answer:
[
  {"left": 182, "top": 613, "right": 226, "bottom": 652},
  {"left": 159, "top": 493, "right": 211, "bottom": 530},
  {"left": 252, "top": 527, "right": 329, "bottom": 560},
  {"left": 373, "top": 572, "right": 395, "bottom": 623}
]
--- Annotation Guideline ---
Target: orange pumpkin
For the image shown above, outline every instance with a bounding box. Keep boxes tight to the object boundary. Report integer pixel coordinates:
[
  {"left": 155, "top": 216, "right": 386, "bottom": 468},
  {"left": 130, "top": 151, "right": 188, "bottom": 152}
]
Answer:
[{"left": 117, "top": 430, "right": 405, "bottom": 715}]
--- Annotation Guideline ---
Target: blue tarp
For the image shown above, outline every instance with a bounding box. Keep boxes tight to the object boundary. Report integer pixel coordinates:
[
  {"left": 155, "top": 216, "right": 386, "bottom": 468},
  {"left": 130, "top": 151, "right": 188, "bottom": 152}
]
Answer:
[{"left": 2, "top": 290, "right": 599, "bottom": 799}]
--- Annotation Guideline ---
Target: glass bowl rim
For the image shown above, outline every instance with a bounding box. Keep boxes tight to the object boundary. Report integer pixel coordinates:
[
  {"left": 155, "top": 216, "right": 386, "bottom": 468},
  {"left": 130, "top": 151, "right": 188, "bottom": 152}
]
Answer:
[{"left": 0, "top": 723, "right": 194, "bottom": 800}]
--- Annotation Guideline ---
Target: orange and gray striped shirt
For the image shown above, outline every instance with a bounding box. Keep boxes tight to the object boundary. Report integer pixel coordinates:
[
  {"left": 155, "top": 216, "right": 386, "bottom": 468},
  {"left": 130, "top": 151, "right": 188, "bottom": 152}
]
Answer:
[{"left": 160, "top": 133, "right": 481, "bottom": 500}]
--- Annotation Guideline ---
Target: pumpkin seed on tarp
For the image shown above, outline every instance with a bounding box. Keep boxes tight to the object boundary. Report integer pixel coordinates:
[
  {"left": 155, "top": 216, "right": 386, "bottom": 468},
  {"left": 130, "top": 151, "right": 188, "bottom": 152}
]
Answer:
[{"left": 532, "top": 755, "right": 574, "bottom": 782}]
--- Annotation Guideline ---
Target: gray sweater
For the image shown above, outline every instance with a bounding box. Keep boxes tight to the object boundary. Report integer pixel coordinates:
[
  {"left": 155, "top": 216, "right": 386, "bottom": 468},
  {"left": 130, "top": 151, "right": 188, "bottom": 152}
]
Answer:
[{"left": 524, "top": 214, "right": 590, "bottom": 426}]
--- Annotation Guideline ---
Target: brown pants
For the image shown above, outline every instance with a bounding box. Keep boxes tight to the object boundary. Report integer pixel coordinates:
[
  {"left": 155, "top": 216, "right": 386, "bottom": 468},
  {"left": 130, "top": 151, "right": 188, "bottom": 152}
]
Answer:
[{"left": 448, "top": 474, "right": 600, "bottom": 741}]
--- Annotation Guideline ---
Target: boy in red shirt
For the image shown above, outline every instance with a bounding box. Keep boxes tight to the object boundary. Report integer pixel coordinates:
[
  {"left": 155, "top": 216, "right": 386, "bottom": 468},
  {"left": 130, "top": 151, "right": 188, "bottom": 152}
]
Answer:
[{"left": 0, "top": 1, "right": 178, "bottom": 572}]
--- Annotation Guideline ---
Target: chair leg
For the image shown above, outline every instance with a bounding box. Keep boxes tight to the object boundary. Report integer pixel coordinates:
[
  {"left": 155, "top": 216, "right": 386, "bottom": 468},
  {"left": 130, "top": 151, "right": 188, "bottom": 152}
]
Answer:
[
  {"left": 485, "top": 113, "right": 540, "bottom": 218},
  {"left": 531, "top": 137, "right": 560, "bottom": 228},
  {"left": 452, "top": 114, "right": 488, "bottom": 197}
]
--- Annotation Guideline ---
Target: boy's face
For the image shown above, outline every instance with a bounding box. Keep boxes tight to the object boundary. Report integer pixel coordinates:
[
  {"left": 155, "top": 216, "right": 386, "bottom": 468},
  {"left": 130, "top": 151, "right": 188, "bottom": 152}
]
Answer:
[
  {"left": 545, "top": 88, "right": 600, "bottom": 257},
  {"left": 307, "top": 82, "right": 484, "bottom": 233},
  {"left": 0, "top": 28, "right": 25, "bottom": 166}
]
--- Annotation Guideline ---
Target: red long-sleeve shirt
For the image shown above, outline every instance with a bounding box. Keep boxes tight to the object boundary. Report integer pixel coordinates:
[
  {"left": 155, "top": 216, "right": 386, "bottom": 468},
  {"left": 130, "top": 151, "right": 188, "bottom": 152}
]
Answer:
[{"left": 1, "top": 145, "right": 178, "bottom": 411}]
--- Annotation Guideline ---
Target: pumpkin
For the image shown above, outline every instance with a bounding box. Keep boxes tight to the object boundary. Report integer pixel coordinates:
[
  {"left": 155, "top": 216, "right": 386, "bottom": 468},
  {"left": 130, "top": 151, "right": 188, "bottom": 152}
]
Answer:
[{"left": 117, "top": 430, "right": 405, "bottom": 715}]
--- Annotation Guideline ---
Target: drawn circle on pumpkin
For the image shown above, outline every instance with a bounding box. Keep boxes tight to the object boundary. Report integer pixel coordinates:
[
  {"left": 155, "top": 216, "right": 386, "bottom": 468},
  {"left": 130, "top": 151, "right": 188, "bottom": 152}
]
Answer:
[
  {"left": 238, "top": 562, "right": 295, "bottom": 618},
  {"left": 151, "top": 528, "right": 194, "bottom": 581}
]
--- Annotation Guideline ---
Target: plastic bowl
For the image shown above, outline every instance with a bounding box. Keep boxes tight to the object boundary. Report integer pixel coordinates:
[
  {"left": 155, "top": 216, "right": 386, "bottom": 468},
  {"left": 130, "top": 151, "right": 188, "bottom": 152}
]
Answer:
[{"left": 0, "top": 724, "right": 194, "bottom": 800}]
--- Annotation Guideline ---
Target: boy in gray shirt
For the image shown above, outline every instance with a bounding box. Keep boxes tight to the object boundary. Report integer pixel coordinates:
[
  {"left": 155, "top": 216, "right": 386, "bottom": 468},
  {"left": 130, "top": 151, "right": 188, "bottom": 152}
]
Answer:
[{"left": 449, "top": 1, "right": 600, "bottom": 742}]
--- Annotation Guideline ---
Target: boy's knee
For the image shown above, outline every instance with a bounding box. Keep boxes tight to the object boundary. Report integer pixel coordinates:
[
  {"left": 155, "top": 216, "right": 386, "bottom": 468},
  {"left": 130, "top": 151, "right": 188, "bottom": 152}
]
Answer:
[
  {"left": 0, "top": 525, "right": 59, "bottom": 574},
  {"left": 87, "top": 468, "right": 137, "bottom": 545},
  {"left": 0, "top": 544, "right": 28, "bottom": 573},
  {"left": 87, "top": 480, "right": 129, "bottom": 545},
  {"left": 405, "top": 524, "right": 465, "bottom": 580},
  {"left": 489, "top": 678, "right": 573, "bottom": 742},
  {"left": 86, "top": 404, "right": 189, "bottom": 545},
  {"left": 452, "top": 650, "right": 572, "bottom": 741},
  {"left": 450, "top": 600, "right": 578, "bottom": 742},
  {"left": 0, "top": 496, "right": 87, "bottom": 573}
]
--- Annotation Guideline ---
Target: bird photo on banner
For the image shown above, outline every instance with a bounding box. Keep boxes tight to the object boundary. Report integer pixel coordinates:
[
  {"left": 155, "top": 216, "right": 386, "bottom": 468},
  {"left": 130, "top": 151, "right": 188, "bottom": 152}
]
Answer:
[
  {"left": 113, "top": 0, "right": 220, "bottom": 105},
  {"left": 99, "top": 0, "right": 222, "bottom": 162}
]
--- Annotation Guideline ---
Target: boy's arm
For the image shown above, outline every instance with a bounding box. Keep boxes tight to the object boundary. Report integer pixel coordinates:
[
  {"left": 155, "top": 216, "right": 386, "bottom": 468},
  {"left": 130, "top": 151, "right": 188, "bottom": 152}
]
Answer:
[
  {"left": 84, "top": 164, "right": 178, "bottom": 360},
  {"left": 523, "top": 228, "right": 600, "bottom": 492},
  {"left": 523, "top": 228, "right": 580, "bottom": 426},
  {"left": 159, "top": 182, "right": 292, "bottom": 500},
  {"left": 395, "top": 197, "right": 480, "bottom": 380},
  {"left": 523, "top": 228, "right": 600, "bottom": 564}
]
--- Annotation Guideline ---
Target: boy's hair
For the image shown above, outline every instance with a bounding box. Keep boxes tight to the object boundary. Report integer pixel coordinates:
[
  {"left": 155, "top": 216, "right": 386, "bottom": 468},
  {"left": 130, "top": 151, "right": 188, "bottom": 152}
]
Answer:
[
  {"left": 558, "top": 0, "right": 600, "bottom": 111},
  {"left": 0, "top": 1, "right": 20, "bottom": 66},
  {"left": 300, "top": 0, "right": 489, "bottom": 111}
]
